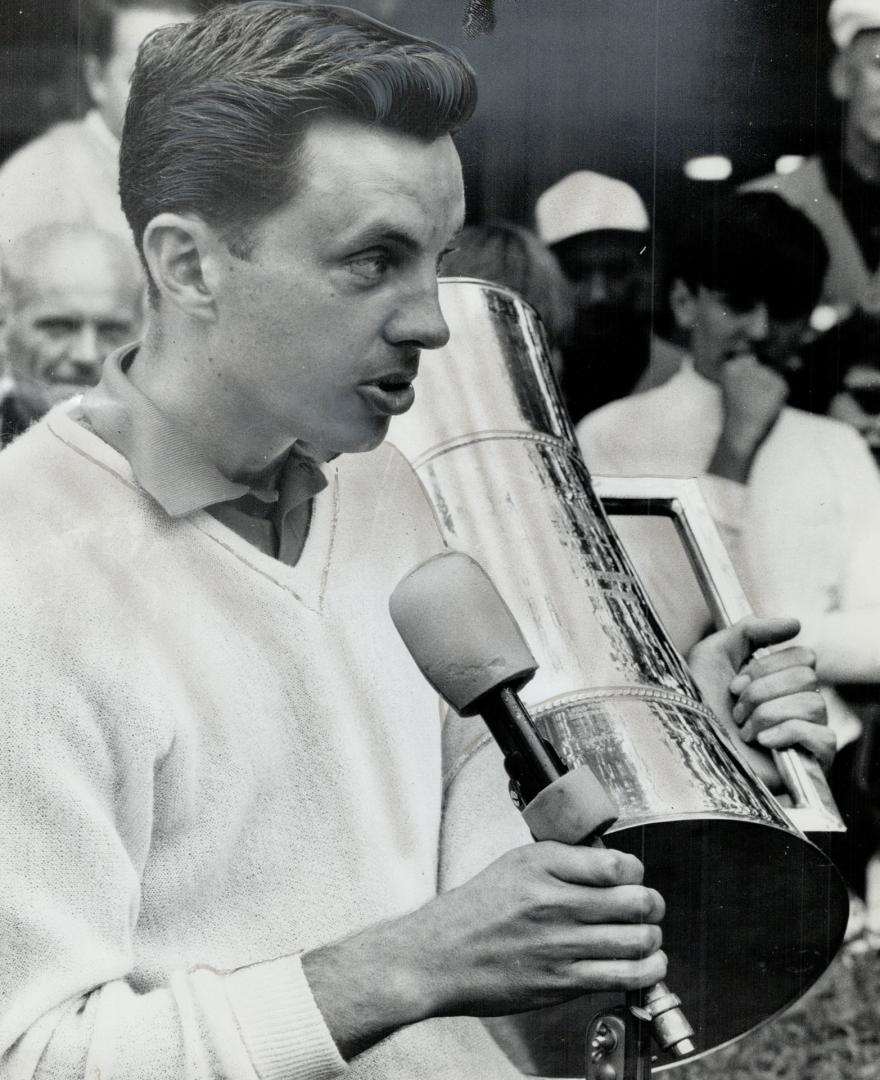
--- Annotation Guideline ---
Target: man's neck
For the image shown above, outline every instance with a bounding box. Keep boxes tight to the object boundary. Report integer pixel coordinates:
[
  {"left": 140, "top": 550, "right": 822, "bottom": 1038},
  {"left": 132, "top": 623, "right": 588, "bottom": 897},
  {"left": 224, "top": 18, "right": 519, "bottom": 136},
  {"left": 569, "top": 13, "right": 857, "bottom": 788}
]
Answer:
[
  {"left": 843, "top": 124, "right": 880, "bottom": 184},
  {"left": 131, "top": 326, "right": 296, "bottom": 485}
]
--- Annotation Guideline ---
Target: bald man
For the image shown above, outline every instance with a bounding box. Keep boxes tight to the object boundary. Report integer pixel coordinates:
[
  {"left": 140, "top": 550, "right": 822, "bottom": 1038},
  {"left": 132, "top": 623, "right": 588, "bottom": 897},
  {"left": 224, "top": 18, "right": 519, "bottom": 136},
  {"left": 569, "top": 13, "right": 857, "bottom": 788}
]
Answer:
[{"left": 1, "top": 225, "right": 143, "bottom": 440}]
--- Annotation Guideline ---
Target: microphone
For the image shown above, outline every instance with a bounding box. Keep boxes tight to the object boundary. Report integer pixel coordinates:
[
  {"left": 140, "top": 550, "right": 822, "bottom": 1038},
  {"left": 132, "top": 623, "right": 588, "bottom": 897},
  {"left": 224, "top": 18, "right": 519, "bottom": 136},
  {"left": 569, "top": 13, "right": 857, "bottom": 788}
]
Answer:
[
  {"left": 389, "top": 550, "right": 695, "bottom": 1060},
  {"left": 390, "top": 549, "right": 617, "bottom": 837}
]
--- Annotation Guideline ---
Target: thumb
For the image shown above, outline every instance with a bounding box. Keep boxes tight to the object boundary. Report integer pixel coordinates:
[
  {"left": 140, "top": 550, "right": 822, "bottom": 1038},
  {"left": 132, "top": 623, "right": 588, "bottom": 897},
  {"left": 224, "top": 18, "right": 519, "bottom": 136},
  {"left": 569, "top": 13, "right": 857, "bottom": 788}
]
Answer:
[{"left": 734, "top": 615, "right": 801, "bottom": 661}]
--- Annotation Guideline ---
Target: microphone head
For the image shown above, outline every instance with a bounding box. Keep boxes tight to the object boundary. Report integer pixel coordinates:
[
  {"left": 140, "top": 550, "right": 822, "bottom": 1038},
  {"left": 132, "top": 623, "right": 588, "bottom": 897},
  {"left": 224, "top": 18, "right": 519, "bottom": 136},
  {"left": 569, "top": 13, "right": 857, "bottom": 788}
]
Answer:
[{"left": 390, "top": 550, "right": 538, "bottom": 715}]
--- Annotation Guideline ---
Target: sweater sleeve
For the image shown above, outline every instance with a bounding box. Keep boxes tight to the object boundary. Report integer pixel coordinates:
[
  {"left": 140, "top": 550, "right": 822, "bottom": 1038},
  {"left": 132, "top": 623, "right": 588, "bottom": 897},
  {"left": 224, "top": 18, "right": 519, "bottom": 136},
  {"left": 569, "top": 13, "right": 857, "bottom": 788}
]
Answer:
[
  {"left": 437, "top": 706, "right": 532, "bottom": 892},
  {"left": 792, "top": 426, "right": 880, "bottom": 683},
  {"left": 0, "top": 665, "right": 346, "bottom": 1080}
]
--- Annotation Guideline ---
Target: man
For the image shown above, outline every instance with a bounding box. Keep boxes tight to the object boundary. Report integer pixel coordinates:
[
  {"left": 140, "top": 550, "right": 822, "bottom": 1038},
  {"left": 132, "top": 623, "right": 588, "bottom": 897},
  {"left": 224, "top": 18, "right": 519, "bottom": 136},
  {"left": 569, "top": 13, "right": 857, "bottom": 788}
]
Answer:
[
  {"left": 0, "top": 0, "right": 199, "bottom": 250},
  {"left": 744, "top": 0, "right": 880, "bottom": 315},
  {"left": 0, "top": 224, "right": 143, "bottom": 443},
  {"left": 577, "top": 193, "right": 880, "bottom": 751},
  {"left": 535, "top": 170, "right": 684, "bottom": 422},
  {"left": 0, "top": 7, "right": 831, "bottom": 1079}
]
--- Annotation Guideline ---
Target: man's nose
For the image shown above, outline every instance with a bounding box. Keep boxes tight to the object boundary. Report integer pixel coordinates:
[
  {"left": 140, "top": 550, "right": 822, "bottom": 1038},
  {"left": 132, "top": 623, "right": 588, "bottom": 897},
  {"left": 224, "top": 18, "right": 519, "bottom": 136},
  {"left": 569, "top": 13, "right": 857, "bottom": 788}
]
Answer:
[
  {"left": 743, "top": 303, "right": 770, "bottom": 342},
  {"left": 54, "top": 325, "right": 103, "bottom": 383},
  {"left": 582, "top": 271, "right": 610, "bottom": 305},
  {"left": 387, "top": 278, "right": 451, "bottom": 351},
  {"left": 69, "top": 323, "right": 102, "bottom": 365}
]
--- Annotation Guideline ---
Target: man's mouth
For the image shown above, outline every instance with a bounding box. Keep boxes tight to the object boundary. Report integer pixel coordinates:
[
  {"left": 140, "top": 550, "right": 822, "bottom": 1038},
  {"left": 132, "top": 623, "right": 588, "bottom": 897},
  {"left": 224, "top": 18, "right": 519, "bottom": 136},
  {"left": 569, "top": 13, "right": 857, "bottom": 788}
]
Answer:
[{"left": 358, "top": 373, "right": 417, "bottom": 416}]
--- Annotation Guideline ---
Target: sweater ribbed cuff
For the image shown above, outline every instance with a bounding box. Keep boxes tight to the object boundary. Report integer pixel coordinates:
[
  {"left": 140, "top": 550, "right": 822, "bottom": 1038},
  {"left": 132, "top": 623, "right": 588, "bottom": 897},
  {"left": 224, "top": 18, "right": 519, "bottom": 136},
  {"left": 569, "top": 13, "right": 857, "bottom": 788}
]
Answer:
[{"left": 226, "top": 954, "right": 348, "bottom": 1080}]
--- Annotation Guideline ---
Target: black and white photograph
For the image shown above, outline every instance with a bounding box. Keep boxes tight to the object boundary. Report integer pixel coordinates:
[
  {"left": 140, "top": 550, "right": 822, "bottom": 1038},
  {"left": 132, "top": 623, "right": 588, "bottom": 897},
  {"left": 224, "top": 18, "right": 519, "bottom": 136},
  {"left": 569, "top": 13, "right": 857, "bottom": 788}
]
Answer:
[{"left": 0, "top": 1, "right": 877, "bottom": 1078}]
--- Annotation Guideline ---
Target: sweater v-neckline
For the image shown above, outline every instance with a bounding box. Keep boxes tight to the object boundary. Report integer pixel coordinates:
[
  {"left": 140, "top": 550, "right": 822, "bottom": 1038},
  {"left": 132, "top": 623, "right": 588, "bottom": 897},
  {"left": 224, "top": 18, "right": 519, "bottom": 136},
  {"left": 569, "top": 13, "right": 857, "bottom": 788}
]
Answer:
[
  {"left": 188, "top": 477, "right": 339, "bottom": 613},
  {"left": 47, "top": 405, "right": 339, "bottom": 614}
]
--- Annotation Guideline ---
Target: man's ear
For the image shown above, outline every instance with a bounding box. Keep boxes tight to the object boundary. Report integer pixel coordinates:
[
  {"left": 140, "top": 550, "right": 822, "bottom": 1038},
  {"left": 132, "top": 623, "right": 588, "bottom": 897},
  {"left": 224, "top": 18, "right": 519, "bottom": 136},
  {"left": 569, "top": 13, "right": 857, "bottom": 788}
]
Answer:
[
  {"left": 141, "top": 214, "right": 220, "bottom": 321},
  {"left": 669, "top": 278, "right": 698, "bottom": 332},
  {"left": 829, "top": 51, "right": 852, "bottom": 102}
]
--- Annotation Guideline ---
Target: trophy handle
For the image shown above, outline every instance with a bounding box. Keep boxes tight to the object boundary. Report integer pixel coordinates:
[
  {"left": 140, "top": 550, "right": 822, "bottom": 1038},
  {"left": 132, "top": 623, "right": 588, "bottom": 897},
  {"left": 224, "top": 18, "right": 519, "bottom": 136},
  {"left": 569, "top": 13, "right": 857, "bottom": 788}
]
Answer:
[{"left": 592, "top": 473, "right": 846, "bottom": 835}]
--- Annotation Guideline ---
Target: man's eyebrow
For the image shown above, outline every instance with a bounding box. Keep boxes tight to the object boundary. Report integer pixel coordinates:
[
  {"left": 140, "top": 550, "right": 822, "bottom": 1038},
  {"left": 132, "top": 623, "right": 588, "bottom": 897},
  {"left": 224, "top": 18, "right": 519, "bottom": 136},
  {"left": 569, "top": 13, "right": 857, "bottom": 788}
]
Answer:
[
  {"left": 344, "top": 219, "right": 466, "bottom": 252},
  {"left": 345, "top": 223, "right": 421, "bottom": 251}
]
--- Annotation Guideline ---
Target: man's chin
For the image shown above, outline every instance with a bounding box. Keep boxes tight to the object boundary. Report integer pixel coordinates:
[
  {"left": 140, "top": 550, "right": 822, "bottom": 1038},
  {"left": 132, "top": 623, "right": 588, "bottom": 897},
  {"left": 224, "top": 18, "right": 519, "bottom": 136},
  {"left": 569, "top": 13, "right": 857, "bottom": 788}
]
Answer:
[{"left": 321, "top": 419, "right": 391, "bottom": 457}]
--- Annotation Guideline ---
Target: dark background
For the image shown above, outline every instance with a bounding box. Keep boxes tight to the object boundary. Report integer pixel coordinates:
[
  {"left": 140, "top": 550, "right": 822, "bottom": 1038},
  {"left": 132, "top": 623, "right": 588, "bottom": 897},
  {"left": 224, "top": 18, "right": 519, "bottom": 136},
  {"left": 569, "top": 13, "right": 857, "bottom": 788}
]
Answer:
[{"left": 0, "top": 0, "right": 840, "bottom": 235}]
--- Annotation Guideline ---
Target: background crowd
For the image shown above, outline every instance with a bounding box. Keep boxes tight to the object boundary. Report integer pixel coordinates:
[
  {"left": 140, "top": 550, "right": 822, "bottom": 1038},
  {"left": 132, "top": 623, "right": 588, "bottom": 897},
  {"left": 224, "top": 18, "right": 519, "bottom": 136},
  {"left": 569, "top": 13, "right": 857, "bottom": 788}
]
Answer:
[{"left": 1, "top": 0, "right": 879, "bottom": 1071}]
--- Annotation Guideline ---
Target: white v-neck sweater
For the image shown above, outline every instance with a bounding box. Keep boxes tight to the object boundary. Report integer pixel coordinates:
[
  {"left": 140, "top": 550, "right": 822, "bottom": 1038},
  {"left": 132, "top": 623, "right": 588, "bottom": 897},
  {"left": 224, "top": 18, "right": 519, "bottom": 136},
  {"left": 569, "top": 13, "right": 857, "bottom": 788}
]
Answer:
[{"left": 0, "top": 406, "right": 530, "bottom": 1080}]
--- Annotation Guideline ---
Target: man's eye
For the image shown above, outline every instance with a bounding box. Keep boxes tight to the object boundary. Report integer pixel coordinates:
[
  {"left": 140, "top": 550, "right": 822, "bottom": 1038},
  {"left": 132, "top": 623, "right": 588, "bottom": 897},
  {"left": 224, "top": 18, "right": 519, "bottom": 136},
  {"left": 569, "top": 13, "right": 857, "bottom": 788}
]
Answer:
[
  {"left": 346, "top": 253, "right": 390, "bottom": 282},
  {"left": 35, "top": 319, "right": 79, "bottom": 338}
]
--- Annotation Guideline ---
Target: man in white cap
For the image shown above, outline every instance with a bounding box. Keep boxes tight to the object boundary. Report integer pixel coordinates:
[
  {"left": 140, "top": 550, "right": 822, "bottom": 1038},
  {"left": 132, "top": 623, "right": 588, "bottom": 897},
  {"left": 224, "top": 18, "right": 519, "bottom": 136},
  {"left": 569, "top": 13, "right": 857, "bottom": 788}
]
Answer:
[
  {"left": 535, "top": 170, "right": 683, "bottom": 422},
  {"left": 744, "top": 0, "right": 880, "bottom": 316}
]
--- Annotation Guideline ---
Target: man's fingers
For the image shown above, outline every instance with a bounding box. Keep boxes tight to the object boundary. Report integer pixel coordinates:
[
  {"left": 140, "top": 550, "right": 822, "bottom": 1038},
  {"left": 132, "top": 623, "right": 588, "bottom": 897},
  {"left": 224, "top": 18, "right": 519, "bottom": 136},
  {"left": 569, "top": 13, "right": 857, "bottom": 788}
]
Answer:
[
  {"left": 561, "top": 884, "right": 666, "bottom": 926},
  {"left": 738, "top": 687, "right": 826, "bottom": 742},
  {"left": 737, "top": 615, "right": 802, "bottom": 656},
  {"left": 698, "top": 616, "right": 802, "bottom": 676},
  {"left": 730, "top": 645, "right": 817, "bottom": 694},
  {"left": 753, "top": 717, "right": 836, "bottom": 772},
  {"left": 552, "top": 922, "right": 663, "bottom": 960},
  {"left": 567, "top": 951, "right": 668, "bottom": 993},
  {"left": 537, "top": 843, "right": 645, "bottom": 888},
  {"left": 732, "top": 663, "right": 819, "bottom": 726}
]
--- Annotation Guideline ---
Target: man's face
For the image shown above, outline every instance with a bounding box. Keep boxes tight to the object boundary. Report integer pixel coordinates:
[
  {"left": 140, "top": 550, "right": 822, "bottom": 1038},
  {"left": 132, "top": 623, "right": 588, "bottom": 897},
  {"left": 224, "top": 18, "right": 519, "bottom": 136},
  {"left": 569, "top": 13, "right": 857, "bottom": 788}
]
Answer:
[
  {"left": 682, "top": 285, "right": 810, "bottom": 383},
  {"left": 555, "top": 230, "right": 651, "bottom": 346},
  {"left": 6, "top": 252, "right": 143, "bottom": 406},
  {"left": 89, "top": 7, "right": 194, "bottom": 139},
  {"left": 838, "top": 30, "right": 880, "bottom": 146},
  {"left": 207, "top": 116, "right": 465, "bottom": 459}
]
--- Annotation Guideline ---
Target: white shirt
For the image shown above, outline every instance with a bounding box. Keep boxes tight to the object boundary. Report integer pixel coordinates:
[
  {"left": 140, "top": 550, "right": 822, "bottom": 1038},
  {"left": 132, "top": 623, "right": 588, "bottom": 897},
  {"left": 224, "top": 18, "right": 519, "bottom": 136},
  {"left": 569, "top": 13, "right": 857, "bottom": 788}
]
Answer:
[
  {"left": 576, "top": 361, "right": 880, "bottom": 743},
  {"left": 0, "top": 110, "right": 131, "bottom": 251}
]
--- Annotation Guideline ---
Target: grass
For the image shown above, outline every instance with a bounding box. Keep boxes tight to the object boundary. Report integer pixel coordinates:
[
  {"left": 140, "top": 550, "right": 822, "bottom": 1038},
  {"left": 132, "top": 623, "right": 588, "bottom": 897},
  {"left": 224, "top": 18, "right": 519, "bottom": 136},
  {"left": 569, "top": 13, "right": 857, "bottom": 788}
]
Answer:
[{"left": 673, "top": 943, "right": 880, "bottom": 1080}]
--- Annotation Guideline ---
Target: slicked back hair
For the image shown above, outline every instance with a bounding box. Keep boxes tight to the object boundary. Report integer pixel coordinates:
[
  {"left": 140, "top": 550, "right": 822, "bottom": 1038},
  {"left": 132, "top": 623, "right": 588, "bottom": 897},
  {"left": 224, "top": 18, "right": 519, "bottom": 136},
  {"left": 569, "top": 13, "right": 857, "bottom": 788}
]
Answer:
[
  {"left": 80, "top": 0, "right": 204, "bottom": 64},
  {"left": 119, "top": 1, "right": 477, "bottom": 296}
]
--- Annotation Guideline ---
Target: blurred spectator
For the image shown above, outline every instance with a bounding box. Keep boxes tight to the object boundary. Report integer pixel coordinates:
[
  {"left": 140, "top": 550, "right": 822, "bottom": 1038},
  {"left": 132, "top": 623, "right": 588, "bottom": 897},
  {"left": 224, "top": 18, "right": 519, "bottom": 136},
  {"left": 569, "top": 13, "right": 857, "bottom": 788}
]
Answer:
[
  {"left": 0, "top": 224, "right": 144, "bottom": 442},
  {"left": 743, "top": 0, "right": 880, "bottom": 317},
  {"left": 440, "top": 221, "right": 574, "bottom": 375},
  {"left": 0, "top": 0, "right": 199, "bottom": 252},
  {"left": 810, "top": 310, "right": 880, "bottom": 458},
  {"left": 535, "top": 169, "right": 684, "bottom": 423},
  {"left": 577, "top": 194, "right": 880, "bottom": 763},
  {"left": 830, "top": 361, "right": 880, "bottom": 458}
]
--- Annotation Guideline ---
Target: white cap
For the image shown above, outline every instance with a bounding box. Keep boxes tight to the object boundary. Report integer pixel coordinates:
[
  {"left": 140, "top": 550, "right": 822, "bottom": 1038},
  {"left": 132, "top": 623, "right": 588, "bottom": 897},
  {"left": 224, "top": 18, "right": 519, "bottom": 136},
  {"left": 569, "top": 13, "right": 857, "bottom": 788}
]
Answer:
[
  {"left": 828, "top": 0, "right": 880, "bottom": 49},
  {"left": 535, "top": 171, "right": 650, "bottom": 247}
]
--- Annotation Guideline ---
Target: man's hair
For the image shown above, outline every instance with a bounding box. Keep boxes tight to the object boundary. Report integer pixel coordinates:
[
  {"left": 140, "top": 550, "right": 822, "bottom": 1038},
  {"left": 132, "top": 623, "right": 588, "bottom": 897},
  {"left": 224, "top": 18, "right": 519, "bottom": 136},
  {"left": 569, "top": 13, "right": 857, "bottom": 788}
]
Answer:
[
  {"left": 80, "top": 0, "right": 204, "bottom": 64},
  {"left": 673, "top": 192, "right": 830, "bottom": 320},
  {"left": 1, "top": 224, "right": 144, "bottom": 311},
  {"left": 442, "top": 222, "right": 575, "bottom": 348},
  {"left": 119, "top": 1, "right": 477, "bottom": 288}
]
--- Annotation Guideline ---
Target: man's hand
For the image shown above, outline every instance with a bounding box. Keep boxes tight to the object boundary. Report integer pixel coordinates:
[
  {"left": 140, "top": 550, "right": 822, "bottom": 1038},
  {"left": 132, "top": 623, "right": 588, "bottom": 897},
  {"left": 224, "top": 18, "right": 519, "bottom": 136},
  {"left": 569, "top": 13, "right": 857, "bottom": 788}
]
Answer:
[
  {"left": 687, "top": 615, "right": 834, "bottom": 788},
  {"left": 302, "top": 843, "right": 665, "bottom": 1059},
  {"left": 708, "top": 355, "right": 788, "bottom": 483}
]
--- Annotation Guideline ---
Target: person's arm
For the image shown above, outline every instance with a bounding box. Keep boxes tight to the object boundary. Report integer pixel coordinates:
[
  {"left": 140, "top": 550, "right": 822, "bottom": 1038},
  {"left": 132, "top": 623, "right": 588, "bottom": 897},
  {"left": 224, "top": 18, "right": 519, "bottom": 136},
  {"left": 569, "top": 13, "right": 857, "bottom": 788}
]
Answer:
[
  {"left": 792, "top": 425, "right": 880, "bottom": 683},
  {"left": 0, "top": 669, "right": 346, "bottom": 1080},
  {"left": 302, "top": 842, "right": 664, "bottom": 1059},
  {"left": 300, "top": 615, "right": 835, "bottom": 1062}
]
